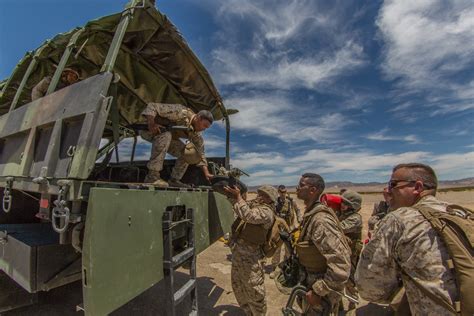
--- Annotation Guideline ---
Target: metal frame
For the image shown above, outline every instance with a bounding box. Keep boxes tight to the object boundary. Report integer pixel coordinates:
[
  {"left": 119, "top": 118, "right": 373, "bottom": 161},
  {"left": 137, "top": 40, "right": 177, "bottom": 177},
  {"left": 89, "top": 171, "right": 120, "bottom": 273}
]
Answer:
[
  {"left": 9, "top": 43, "right": 50, "bottom": 112},
  {"left": 46, "top": 28, "right": 84, "bottom": 95}
]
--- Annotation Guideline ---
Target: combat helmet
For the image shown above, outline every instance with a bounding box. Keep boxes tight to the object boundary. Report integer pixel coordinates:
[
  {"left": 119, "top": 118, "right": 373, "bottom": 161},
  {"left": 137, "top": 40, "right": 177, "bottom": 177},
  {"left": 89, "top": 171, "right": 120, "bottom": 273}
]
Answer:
[
  {"left": 257, "top": 185, "right": 278, "bottom": 204},
  {"left": 341, "top": 190, "right": 362, "bottom": 212}
]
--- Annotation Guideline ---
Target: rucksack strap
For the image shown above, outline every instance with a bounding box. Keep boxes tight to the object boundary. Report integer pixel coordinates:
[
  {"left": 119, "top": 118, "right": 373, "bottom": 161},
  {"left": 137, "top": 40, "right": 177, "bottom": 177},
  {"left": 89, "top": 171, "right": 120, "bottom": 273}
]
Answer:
[{"left": 399, "top": 267, "right": 459, "bottom": 313}]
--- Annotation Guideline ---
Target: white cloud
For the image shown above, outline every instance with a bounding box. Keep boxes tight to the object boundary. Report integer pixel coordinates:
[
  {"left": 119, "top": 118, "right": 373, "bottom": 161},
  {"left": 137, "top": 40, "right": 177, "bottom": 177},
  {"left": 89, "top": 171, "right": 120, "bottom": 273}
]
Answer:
[
  {"left": 377, "top": 0, "right": 474, "bottom": 114},
  {"left": 213, "top": 42, "right": 365, "bottom": 90},
  {"left": 232, "top": 147, "right": 474, "bottom": 185},
  {"left": 430, "top": 151, "right": 474, "bottom": 179},
  {"left": 226, "top": 94, "right": 353, "bottom": 144},
  {"left": 207, "top": 0, "right": 366, "bottom": 91},
  {"left": 366, "top": 128, "right": 420, "bottom": 144}
]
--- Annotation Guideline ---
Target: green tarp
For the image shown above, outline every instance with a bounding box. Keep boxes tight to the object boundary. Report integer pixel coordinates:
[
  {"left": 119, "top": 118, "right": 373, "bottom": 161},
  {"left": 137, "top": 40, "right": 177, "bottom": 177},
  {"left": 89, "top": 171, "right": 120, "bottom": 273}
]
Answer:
[{"left": 0, "top": 2, "right": 226, "bottom": 125}]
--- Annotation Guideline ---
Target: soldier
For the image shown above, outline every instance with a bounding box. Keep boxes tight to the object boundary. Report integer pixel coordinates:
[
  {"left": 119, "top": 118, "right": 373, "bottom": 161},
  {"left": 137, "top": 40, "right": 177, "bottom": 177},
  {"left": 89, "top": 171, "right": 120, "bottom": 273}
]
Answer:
[
  {"left": 367, "top": 187, "right": 392, "bottom": 237},
  {"left": 355, "top": 163, "right": 458, "bottom": 315},
  {"left": 269, "top": 185, "right": 301, "bottom": 278},
  {"left": 224, "top": 184, "right": 277, "bottom": 316},
  {"left": 295, "top": 173, "right": 351, "bottom": 315},
  {"left": 141, "top": 103, "right": 214, "bottom": 187},
  {"left": 338, "top": 190, "right": 363, "bottom": 310},
  {"left": 31, "top": 68, "right": 80, "bottom": 101}
]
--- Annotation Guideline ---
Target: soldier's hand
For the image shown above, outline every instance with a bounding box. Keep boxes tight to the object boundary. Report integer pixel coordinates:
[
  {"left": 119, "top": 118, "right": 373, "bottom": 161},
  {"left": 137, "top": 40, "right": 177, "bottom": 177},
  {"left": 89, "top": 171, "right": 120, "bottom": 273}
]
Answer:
[
  {"left": 203, "top": 171, "right": 214, "bottom": 182},
  {"left": 223, "top": 185, "right": 242, "bottom": 201},
  {"left": 148, "top": 122, "right": 165, "bottom": 136},
  {"left": 306, "top": 290, "right": 322, "bottom": 307}
]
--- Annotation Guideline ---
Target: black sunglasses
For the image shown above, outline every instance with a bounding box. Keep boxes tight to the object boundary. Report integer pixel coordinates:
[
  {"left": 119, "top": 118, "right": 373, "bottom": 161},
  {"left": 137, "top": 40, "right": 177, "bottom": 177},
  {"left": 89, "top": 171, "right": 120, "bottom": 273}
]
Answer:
[{"left": 387, "top": 179, "right": 416, "bottom": 190}]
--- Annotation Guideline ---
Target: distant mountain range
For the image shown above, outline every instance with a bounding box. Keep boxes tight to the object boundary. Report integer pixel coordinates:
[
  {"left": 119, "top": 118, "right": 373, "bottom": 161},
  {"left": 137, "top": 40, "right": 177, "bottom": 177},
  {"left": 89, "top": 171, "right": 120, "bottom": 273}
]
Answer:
[{"left": 247, "top": 177, "right": 474, "bottom": 192}]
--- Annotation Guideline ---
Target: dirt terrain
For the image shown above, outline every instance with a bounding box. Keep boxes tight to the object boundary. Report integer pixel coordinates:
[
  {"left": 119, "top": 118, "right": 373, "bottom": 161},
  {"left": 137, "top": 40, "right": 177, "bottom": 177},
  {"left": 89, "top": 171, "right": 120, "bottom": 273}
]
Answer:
[{"left": 4, "top": 189, "right": 473, "bottom": 315}]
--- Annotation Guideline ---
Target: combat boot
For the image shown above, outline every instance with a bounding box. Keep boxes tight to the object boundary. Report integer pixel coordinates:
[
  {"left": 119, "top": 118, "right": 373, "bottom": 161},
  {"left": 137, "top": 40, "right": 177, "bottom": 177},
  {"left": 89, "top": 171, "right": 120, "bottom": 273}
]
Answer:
[
  {"left": 168, "top": 178, "right": 191, "bottom": 188},
  {"left": 151, "top": 178, "right": 169, "bottom": 188},
  {"left": 144, "top": 172, "right": 169, "bottom": 188}
]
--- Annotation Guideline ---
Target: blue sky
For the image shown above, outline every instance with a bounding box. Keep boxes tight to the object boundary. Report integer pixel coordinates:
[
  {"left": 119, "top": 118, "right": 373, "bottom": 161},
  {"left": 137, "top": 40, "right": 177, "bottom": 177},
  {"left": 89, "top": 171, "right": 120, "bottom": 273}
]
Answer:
[{"left": 1, "top": 0, "right": 473, "bottom": 185}]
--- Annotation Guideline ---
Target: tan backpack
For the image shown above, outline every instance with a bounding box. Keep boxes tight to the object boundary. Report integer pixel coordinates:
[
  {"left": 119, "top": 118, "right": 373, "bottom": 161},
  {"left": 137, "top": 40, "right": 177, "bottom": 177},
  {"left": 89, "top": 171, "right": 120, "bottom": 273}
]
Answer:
[
  {"left": 413, "top": 203, "right": 474, "bottom": 316},
  {"left": 262, "top": 216, "right": 290, "bottom": 258}
]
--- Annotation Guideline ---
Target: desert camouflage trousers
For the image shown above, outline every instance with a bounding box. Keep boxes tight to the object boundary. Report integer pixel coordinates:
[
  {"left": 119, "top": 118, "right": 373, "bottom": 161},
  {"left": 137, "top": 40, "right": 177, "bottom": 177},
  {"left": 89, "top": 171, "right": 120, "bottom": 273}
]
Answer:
[
  {"left": 144, "top": 131, "right": 188, "bottom": 181},
  {"left": 231, "top": 240, "right": 266, "bottom": 316},
  {"left": 302, "top": 272, "right": 342, "bottom": 316},
  {"left": 270, "top": 244, "right": 290, "bottom": 268},
  {"left": 346, "top": 250, "right": 361, "bottom": 301}
]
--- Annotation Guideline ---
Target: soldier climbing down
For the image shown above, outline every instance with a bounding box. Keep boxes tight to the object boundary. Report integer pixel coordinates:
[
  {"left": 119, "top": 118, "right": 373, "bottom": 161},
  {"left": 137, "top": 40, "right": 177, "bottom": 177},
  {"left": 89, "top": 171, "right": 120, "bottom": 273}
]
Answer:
[{"left": 141, "top": 103, "right": 214, "bottom": 188}]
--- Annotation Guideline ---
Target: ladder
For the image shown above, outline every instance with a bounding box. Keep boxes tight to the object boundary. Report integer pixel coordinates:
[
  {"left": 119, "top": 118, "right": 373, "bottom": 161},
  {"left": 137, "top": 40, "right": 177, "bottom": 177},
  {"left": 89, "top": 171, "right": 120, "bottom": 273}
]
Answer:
[{"left": 162, "top": 206, "right": 198, "bottom": 316}]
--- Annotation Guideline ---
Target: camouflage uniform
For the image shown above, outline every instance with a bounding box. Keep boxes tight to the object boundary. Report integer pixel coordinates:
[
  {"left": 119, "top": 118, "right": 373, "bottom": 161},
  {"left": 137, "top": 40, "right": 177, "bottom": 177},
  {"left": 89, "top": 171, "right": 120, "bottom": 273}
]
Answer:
[
  {"left": 367, "top": 200, "right": 389, "bottom": 234},
  {"left": 339, "top": 210, "right": 362, "bottom": 302},
  {"left": 31, "top": 76, "right": 67, "bottom": 101},
  {"left": 271, "top": 196, "right": 300, "bottom": 268},
  {"left": 355, "top": 195, "right": 458, "bottom": 315},
  {"left": 297, "top": 202, "right": 351, "bottom": 315},
  {"left": 141, "top": 103, "right": 207, "bottom": 182},
  {"left": 231, "top": 199, "right": 274, "bottom": 316}
]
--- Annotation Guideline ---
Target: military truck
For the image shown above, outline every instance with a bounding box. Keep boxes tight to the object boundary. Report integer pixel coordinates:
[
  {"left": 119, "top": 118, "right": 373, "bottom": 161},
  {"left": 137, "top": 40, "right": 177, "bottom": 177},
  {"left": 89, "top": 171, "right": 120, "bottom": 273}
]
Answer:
[{"left": 0, "top": 1, "right": 235, "bottom": 314}]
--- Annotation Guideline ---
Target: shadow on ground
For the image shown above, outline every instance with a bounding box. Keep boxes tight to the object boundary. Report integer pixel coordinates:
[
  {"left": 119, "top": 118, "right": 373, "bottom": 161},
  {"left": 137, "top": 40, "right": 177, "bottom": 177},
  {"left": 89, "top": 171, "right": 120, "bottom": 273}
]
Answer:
[{"left": 3, "top": 272, "right": 244, "bottom": 316}]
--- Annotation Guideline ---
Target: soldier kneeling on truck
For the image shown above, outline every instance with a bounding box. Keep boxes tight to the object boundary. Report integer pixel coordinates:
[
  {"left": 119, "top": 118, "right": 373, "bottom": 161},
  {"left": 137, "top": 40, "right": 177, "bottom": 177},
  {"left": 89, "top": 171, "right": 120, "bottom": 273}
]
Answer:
[{"left": 141, "top": 102, "right": 215, "bottom": 188}]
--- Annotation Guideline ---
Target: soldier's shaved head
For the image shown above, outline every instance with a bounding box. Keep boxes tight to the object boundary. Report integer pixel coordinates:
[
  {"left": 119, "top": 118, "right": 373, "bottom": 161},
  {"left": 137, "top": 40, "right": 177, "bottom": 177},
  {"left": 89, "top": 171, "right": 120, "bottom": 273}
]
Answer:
[
  {"left": 301, "top": 173, "right": 325, "bottom": 192},
  {"left": 393, "top": 163, "right": 438, "bottom": 192}
]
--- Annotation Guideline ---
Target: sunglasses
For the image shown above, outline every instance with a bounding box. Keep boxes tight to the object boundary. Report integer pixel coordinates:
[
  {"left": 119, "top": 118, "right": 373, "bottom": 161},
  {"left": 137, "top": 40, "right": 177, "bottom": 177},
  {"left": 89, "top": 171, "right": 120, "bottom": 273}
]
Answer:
[{"left": 387, "top": 179, "right": 416, "bottom": 190}]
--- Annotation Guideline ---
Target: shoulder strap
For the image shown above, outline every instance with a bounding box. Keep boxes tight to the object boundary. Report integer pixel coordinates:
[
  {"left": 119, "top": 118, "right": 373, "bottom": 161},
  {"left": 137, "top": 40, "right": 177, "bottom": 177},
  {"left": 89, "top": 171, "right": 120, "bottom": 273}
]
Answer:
[
  {"left": 399, "top": 267, "right": 458, "bottom": 313},
  {"left": 300, "top": 204, "right": 345, "bottom": 241},
  {"left": 415, "top": 204, "right": 474, "bottom": 248}
]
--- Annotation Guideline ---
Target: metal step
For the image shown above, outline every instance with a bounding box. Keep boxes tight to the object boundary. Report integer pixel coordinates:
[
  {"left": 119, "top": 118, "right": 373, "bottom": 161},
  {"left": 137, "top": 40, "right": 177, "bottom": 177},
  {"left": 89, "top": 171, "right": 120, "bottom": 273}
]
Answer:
[
  {"left": 173, "top": 279, "right": 196, "bottom": 306},
  {"left": 164, "top": 247, "right": 194, "bottom": 269},
  {"left": 162, "top": 207, "right": 198, "bottom": 316}
]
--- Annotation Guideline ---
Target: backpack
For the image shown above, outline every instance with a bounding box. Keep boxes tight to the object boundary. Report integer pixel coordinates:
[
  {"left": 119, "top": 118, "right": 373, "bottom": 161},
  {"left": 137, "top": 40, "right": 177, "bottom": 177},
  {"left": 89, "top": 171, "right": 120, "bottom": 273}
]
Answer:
[
  {"left": 414, "top": 203, "right": 474, "bottom": 316},
  {"left": 262, "top": 216, "right": 290, "bottom": 258}
]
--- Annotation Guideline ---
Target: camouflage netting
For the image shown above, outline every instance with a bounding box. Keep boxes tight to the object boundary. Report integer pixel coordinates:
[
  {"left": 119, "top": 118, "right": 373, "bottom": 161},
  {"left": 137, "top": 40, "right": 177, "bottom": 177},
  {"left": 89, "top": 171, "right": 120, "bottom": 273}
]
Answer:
[{"left": 0, "top": 2, "right": 226, "bottom": 126}]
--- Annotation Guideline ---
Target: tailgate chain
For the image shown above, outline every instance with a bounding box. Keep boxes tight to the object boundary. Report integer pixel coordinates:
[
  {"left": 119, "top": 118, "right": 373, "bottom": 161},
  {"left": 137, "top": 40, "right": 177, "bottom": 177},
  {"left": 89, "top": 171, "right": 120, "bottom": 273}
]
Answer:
[
  {"left": 2, "top": 177, "right": 14, "bottom": 213},
  {"left": 52, "top": 183, "right": 71, "bottom": 233}
]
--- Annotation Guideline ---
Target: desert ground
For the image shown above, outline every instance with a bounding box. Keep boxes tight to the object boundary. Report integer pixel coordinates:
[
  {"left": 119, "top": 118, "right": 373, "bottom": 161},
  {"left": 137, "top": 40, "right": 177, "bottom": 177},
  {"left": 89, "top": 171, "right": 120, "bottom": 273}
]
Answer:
[{"left": 4, "top": 188, "right": 473, "bottom": 315}]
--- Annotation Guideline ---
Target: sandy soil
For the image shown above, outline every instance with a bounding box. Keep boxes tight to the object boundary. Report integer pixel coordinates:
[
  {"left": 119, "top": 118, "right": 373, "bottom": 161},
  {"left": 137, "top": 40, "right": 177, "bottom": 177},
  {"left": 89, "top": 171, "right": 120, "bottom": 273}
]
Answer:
[{"left": 4, "top": 189, "right": 473, "bottom": 315}]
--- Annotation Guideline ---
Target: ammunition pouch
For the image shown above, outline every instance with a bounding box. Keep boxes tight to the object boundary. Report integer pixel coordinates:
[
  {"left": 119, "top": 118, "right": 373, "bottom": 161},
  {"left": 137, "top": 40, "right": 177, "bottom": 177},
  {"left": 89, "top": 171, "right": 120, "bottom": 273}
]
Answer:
[
  {"left": 231, "top": 218, "right": 267, "bottom": 246},
  {"left": 295, "top": 240, "right": 327, "bottom": 273}
]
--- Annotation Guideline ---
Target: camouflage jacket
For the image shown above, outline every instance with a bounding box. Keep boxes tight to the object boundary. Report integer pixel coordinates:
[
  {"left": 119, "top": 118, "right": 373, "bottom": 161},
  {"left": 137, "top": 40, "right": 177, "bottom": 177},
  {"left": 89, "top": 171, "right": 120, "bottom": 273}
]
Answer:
[
  {"left": 31, "top": 76, "right": 67, "bottom": 101},
  {"left": 231, "top": 199, "right": 274, "bottom": 253},
  {"left": 355, "top": 195, "right": 458, "bottom": 315},
  {"left": 141, "top": 102, "right": 207, "bottom": 166},
  {"left": 300, "top": 202, "right": 351, "bottom": 297},
  {"left": 275, "top": 196, "right": 300, "bottom": 229},
  {"left": 339, "top": 211, "right": 362, "bottom": 241}
]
